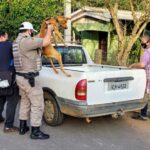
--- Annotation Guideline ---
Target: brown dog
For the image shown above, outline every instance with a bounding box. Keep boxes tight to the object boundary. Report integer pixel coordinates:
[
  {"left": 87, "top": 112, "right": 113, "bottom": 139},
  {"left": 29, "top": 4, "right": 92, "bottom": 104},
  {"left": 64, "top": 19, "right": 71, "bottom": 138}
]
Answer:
[{"left": 39, "top": 16, "right": 71, "bottom": 77}]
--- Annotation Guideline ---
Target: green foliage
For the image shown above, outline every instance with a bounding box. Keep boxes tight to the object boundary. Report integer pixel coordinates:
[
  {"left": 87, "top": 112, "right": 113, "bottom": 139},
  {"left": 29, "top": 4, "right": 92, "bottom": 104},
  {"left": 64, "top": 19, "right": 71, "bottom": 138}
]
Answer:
[
  {"left": 0, "top": 0, "right": 148, "bottom": 41},
  {"left": 128, "top": 40, "right": 141, "bottom": 64},
  {"left": 0, "top": 0, "right": 64, "bottom": 40}
]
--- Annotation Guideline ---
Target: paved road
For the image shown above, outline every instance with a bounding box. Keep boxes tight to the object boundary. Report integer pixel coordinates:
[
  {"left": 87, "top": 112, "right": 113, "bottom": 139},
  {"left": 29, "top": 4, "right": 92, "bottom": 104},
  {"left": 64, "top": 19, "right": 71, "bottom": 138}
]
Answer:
[{"left": 0, "top": 108, "right": 150, "bottom": 150}]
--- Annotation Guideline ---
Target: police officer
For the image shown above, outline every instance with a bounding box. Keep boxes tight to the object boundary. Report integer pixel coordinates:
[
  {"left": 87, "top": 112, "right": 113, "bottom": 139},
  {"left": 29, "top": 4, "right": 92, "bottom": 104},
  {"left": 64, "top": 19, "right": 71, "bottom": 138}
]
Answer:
[{"left": 13, "top": 22, "right": 53, "bottom": 139}]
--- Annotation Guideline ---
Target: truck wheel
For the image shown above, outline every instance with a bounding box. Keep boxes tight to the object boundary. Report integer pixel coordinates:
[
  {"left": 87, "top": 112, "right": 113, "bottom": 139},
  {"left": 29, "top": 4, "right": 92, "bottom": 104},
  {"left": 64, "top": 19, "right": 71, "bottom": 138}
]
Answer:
[{"left": 43, "top": 90, "right": 64, "bottom": 126}]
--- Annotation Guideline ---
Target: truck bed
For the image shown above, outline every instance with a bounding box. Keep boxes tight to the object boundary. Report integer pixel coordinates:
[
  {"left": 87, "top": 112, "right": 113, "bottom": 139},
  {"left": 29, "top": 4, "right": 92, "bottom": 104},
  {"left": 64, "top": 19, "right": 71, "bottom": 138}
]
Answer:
[{"left": 39, "top": 64, "right": 146, "bottom": 105}]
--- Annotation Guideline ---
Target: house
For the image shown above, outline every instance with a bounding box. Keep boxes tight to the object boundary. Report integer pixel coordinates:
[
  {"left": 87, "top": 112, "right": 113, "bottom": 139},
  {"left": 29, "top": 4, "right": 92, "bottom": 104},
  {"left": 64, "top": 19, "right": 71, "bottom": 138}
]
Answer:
[{"left": 71, "top": 6, "right": 150, "bottom": 64}]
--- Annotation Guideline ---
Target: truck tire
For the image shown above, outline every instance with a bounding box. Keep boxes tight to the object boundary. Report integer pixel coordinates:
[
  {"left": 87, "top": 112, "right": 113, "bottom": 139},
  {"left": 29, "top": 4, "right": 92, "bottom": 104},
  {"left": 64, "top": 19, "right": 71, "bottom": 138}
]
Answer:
[{"left": 43, "top": 90, "right": 64, "bottom": 126}]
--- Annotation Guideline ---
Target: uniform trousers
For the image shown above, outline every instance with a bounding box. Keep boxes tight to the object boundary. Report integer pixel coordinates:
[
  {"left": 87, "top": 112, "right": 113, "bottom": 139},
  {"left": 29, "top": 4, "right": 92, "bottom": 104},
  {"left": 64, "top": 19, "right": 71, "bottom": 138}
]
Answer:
[{"left": 16, "top": 75, "right": 44, "bottom": 127}]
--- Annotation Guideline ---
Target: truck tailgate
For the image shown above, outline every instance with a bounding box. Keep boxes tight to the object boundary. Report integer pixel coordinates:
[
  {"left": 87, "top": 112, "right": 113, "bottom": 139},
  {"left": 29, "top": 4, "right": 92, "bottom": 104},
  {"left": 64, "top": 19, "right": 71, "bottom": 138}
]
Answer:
[{"left": 85, "top": 68, "right": 146, "bottom": 105}]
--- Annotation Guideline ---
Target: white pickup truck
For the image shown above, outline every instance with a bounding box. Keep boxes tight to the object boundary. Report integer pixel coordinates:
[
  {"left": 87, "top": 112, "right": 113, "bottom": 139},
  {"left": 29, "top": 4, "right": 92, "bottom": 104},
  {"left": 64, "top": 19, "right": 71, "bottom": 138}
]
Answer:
[{"left": 38, "top": 44, "right": 147, "bottom": 126}]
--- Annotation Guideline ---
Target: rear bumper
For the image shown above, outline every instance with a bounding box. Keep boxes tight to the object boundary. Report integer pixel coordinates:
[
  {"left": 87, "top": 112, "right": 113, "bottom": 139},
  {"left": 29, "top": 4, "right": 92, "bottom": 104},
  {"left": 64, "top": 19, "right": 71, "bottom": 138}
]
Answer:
[{"left": 57, "top": 97, "right": 148, "bottom": 118}]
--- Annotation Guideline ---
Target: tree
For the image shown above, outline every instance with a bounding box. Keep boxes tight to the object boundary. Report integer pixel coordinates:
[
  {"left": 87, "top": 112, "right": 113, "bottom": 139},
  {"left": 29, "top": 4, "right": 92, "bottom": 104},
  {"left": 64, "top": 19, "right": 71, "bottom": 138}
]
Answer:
[
  {"left": 104, "top": 0, "right": 150, "bottom": 66},
  {"left": 0, "top": 0, "right": 64, "bottom": 40}
]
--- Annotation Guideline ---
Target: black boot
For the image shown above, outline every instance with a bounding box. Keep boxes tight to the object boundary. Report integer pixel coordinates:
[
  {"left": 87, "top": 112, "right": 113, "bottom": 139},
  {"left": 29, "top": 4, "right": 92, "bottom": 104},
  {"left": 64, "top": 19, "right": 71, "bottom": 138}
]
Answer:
[
  {"left": 19, "top": 120, "right": 29, "bottom": 135},
  {"left": 30, "top": 127, "right": 50, "bottom": 140}
]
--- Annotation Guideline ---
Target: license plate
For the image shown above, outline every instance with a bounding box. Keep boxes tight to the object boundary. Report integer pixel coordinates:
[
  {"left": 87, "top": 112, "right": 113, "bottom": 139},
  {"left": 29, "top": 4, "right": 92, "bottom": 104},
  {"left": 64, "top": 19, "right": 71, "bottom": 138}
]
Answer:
[{"left": 108, "top": 81, "right": 128, "bottom": 91}]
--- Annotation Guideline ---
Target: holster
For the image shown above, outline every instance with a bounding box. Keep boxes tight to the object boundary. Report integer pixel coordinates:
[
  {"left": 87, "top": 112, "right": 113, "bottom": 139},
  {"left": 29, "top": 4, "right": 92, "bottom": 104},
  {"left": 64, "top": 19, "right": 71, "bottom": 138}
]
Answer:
[{"left": 16, "top": 72, "right": 39, "bottom": 87}]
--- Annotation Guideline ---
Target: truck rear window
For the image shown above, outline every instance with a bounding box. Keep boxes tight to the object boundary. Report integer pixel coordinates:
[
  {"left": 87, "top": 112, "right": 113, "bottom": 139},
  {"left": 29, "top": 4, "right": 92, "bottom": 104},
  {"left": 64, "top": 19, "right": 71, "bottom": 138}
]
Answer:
[{"left": 42, "top": 46, "right": 87, "bottom": 66}]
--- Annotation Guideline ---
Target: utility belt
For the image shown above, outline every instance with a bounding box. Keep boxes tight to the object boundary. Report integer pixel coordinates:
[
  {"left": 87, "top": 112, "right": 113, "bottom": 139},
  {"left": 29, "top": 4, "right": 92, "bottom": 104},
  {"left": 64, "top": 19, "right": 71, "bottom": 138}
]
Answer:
[{"left": 16, "top": 72, "right": 39, "bottom": 87}]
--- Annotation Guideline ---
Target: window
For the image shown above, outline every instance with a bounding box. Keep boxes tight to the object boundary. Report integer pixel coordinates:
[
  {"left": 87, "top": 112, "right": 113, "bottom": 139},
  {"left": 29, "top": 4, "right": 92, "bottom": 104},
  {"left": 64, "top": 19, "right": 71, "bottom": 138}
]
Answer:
[{"left": 42, "top": 46, "right": 87, "bottom": 66}]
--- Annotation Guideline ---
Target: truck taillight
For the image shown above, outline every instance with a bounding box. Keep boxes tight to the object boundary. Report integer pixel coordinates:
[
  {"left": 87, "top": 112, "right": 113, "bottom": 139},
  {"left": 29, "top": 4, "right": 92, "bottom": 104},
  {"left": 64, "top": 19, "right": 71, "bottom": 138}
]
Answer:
[{"left": 75, "top": 79, "right": 87, "bottom": 101}]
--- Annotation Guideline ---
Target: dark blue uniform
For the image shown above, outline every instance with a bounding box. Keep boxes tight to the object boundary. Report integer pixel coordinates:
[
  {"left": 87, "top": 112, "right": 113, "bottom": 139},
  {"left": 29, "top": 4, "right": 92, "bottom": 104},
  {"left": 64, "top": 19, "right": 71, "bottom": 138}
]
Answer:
[{"left": 0, "top": 41, "right": 19, "bottom": 128}]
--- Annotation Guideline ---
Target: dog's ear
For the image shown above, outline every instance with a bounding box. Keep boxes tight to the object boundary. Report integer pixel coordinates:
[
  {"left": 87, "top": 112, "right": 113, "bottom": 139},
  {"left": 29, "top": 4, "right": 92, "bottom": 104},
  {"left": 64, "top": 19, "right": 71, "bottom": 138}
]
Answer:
[
  {"left": 45, "top": 17, "right": 51, "bottom": 21},
  {"left": 56, "top": 16, "right": 71, "bottom": 21},
  {"left": 56, "top": 16, "right": 62, "bottom": 20}
]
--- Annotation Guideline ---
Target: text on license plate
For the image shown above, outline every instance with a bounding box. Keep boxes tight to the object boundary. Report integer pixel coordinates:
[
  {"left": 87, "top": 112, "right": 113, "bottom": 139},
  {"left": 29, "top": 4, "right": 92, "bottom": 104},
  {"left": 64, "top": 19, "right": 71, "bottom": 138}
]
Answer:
[{"left": 108, "top": 81, "right": 129, "bottom": 91}]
